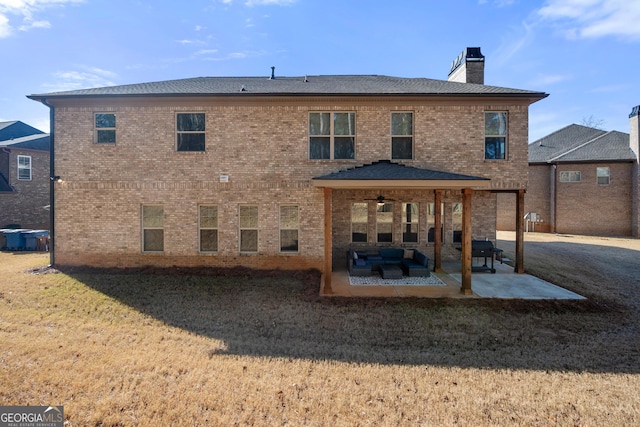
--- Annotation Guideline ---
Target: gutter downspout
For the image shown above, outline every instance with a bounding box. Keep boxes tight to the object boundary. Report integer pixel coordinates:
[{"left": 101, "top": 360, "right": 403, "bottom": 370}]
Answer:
[{"left": 40, "top": 98, "right": 55, "bottom": 266}]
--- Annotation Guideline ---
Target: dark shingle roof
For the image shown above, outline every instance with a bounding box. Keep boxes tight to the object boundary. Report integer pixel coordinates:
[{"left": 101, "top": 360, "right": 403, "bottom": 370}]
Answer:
[
  {"left": 0, "top": 121, "right": 44, "bottom": 141},
  {"left": 0, "top": 133, "right": 50, "bottom": 151},
  {"left": 314, "top": 160, "right": 489, "bottom": 181},
  {"left": 529, "top": 124, "right": 635, "bottom": 163},
  {"left": 28, "top": 75, "right": 547, "bottom": 99}
]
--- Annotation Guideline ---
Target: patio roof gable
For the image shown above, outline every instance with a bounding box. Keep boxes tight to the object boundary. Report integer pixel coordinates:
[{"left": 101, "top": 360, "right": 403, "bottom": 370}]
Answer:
[{"left": 312, "top": 160, "right": 491, "bottom": 189}]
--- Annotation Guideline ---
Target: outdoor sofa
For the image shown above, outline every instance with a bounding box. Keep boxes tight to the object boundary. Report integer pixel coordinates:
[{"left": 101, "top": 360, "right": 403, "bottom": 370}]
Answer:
[{"left": 347, "top": 247, "right": 430, "bottom": 277}]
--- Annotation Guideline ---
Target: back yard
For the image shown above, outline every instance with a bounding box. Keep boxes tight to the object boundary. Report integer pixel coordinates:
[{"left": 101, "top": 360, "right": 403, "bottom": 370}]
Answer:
[{"left": 0, "top": 232, "right": 638, "bottom": 426}]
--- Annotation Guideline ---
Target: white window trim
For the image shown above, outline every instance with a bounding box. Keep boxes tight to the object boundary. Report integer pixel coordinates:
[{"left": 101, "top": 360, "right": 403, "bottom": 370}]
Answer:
[
  {"left": 141, "top": 205, "right": 164, "bottom": 253},
  {"left": 484, "top": 111, "right": 508, "bottom": 160},
  {"left": 351, "top": 202, "right": 368, "bottom": 243},
  {"left": 176, "top": 112, "right": 206, "bottom": 152},
  {"left": 17, "top": 155, "right": 31, "bottom": 181},
  {"left": 401, "top": 202, "right": 419, "bottom": 243},
  {"left": 376, "top": 202, "right": 393, "bottom": 243},
  {"left": 596, "top": 167, "right": 610, "bottom": 186}
]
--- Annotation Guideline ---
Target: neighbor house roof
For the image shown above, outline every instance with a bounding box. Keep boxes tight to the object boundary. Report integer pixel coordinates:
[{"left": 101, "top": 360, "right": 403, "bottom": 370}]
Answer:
[
  {"left": 0, "top": 121, "right": 44, "bottom": 141},
  {"left": 313, "top": 160, "right": 490, "bottom": 189},
  {"left": 27, "top": 75, "right": 548, "bottom": 100},
  {"left": 0, "top": 133, "right": 50, "bottom": 151},
  {"left": 529, "top": 124, "right": 636, "bottom": 164}
]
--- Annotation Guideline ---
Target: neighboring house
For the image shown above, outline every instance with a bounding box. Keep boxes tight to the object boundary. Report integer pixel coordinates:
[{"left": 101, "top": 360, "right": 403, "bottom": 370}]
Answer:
[
  {"left": 0, "top": 128, "right": 51, "bottom": 230},
  {"left": 28, "top": 47, "right": 547, "bottom": 294},
  {"left": 497, "top": 113, "right": 640, "bottom": 237}
]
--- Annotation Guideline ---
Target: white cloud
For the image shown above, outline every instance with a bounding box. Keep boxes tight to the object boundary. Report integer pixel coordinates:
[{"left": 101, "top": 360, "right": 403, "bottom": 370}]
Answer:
[
  {"left": 41, "top": 66, "right": 117, "bottom": 93},
  {"left": 529, "top": 73, "right": 572, "bottom": 86},
  {"left": 538, "top": 0, "right": 640, "bottom": 40},
  {"left": 0, "top": 0, "right": 84, "bottom": 38}
]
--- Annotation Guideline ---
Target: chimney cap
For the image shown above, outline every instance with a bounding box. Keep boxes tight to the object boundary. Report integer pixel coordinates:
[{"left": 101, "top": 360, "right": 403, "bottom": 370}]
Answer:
[
  {"left": 630, "top": 105, "right": 640, "bottom": 118},
  {"left": 269, "top": 66, "right": 275, "bottom": 80},
  {"left": 449, "top": 47, "right": 484, "bottom": 75}
]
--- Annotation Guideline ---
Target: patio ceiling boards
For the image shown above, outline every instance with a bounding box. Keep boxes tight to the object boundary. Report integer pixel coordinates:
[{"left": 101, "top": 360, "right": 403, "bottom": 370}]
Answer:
[{"left": 312, "top": 160, "right": 491, "bottom": 190}]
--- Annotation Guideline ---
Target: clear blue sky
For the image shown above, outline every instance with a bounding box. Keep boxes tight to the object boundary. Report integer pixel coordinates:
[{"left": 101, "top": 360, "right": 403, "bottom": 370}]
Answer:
[{"left": 1, "top": 0, "right": 638, "bottom": 142}]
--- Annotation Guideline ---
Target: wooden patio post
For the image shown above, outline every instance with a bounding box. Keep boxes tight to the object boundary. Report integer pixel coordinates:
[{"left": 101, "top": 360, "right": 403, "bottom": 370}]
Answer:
[
  {"left": 461, "top": 188, "right": 473, "bottom": 295},
  {"left": 434, "top": 189, "right": 442, "bottom": 272},
  {"left": 515, "top": 188, "right": 525, "bottom": 273},
  {"left": 323, "top": 187, "right": 333, "bottom": 294}
]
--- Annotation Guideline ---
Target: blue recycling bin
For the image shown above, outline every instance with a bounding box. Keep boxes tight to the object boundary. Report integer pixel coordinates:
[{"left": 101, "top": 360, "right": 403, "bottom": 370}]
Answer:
[
  {"left": 3, "top": 229, "right": 28, "bottom": 251},
  {"left": 22, "top": 230, "right": 49, "bottom": 251}
]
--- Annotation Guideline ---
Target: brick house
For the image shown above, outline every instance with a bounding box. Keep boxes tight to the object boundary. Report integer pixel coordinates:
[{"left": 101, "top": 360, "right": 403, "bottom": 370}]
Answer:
[
  {"left": 0, "top": 122, "right": 51, "bottom": 230},
  {"left": 28, "top": 48, "right": 547, "bottom": 293},
  {"left": 497, "top": 110, "right": 640, "bottom": 237}
]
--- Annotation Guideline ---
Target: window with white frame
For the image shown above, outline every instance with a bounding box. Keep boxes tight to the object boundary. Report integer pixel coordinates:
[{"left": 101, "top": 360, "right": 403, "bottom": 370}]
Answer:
[
  {"left": 559, "top": 171, "right": 581, "bottom": 182},
  {"left": 199, "top": 205, "right": 218, "bottom": 252},
  {"left": 176, "top": 113, "right": 205, "bottom": 152},
  {"left": 309, "top": 112, "right": 355, "bottom": 160},
  {"left": 392, "top": 112, "right": 413, "bottom": 160},
  {"left": 95, "top": 113, "right": 116, "bottom": 143},
  {"left": 597, "top": 167, "right": 610, "bottom": 185},
  {"left": 142, "top": 205, "right": 164, "bottom": 252},
  {"left": 239, "top": 205, "right": 258, "bottom": 252},
  {"left": 485, "top": 112, "right": 507, "bottom": 160},
  {"left": 280, "top": 205, "right": 299, "bottom": 253},
  {"left": 402, "top": 203, "right": 419, "bottom": 243},
  {"left": 376, "top": 202, "right": 393, "bottom": 243},
  {"left": 17, "top": 155, "right": 31, "bottom": 180},
  {"left": 351, "top": 203, "right": 368, "bottom": 243}
]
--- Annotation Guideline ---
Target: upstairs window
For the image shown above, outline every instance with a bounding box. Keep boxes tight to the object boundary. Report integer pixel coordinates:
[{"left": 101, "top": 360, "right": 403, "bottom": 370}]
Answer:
[
  {"left": 17, "top": 155, "right": 31, "bottom": 180},
  {"left": 177, "top": 113, "right": 205, "bottom": 152},
  {"left": 95, "top": 113, "right": 116, "bottom": 144},
  {"left": 485, "top": 112, "right": 507, "bottom": 160},
  {"left": 559, "top": 171, "right": 581, "bottom": 182},
  {"left": 309, "top": 112, "right": 355, "bottom": 160},
  {"left": 392, "top": 112, "right": 413, "bottom": 159},
  {"left": 597, "top": 167, "right": 610, "bottom": 185}
]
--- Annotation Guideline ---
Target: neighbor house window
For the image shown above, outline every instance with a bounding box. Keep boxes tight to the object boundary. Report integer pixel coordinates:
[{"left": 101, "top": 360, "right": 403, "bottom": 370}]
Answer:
[
  {"left": 485, "top": 112, "right": 507, "bottom": 160},
  {"left": 142, "top": 205, "right": 164, "bottom": 252},
  {"left": 392, "top": 112, "right": 413, "bottom": 160},
  {"left": 177, "top": 113, "right": 205, "bottom": 152},
  {"left": 309, "top": 112, "right": 355, "bottom": 160},
  {"left": 452, "top": 203, "right": 462, "bottom": 243},
  {"left": 199, "top": 205, "right": 218, "bottom": 252},
  {"left": 376, "top": 202, "right": 393, "bottom": 243},
  {"left": 427, "top": 202, "right": 444, "bottom": 243},
  {"left": 559, "top": 171, "right": 581, "bottom": 182},
  {"left": 597, "top": 167, "right": 610, "bottom": 185},
  {"left": 280, "top": 205, "right": 299, "bottom": 253},
  {"left": 239, "top": 205, "right": 258, "bottom": 252},
  {"left": 17, "top": 155, "right": 31, "bottom": 180},
  {"left": 95, "top": 113, "right": 116, "bottom": 144},
  {"left": 351, "top": 203, "right": 368, "bottom": 243},
  {"left": 402, "top": 203, "right": 419, "bottom": 243}
]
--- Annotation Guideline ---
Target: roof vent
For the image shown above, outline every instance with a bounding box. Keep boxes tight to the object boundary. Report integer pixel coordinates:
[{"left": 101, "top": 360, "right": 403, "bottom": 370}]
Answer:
[
  {"left": 240, "top": 85, "right": 247, "bottom": 92},
  {"left": 270, "top": 66, "right": 275, "bottom": 80},
  {"left": 303, "top": 75, "right": 308, "bottom": 83}
]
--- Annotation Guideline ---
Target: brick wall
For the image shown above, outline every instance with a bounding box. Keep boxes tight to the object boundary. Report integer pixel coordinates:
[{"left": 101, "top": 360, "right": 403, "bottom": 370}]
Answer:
[
  {"left": 50, "top": 97, "right": 529, "bottom": 268},
  {"left": 0, "top": 148, "right": 50, "bottom": 229}
]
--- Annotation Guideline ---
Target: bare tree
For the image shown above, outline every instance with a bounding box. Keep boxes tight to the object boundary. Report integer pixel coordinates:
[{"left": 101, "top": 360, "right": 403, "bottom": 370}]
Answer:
[{"left": 580, "top": 115, "right": 606, "bottom": 130}]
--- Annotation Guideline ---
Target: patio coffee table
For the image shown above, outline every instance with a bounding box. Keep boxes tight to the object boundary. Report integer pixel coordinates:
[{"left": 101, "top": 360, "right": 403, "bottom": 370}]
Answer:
[{"left": 379, "top": 264, "right": 403, "bottom": 279}]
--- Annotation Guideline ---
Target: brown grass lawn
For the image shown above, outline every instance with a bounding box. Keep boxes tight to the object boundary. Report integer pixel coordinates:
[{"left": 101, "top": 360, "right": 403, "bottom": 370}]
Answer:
[{"left": 1, "top": 232, "right": 639, "bottom": 426}]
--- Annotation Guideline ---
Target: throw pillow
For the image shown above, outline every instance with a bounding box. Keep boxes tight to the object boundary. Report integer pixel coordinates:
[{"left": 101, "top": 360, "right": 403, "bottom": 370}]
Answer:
[
  {"left": 403, "top": 249, "right": 414, "bottom": 259},
  {"left": 353, "top": 251, "right": 358, "bottom": 259}
]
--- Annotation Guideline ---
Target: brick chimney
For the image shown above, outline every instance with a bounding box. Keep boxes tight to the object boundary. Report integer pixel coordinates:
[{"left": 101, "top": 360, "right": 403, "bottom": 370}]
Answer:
[
  {"left": 631, "top": 106, "right": 640, "bottom": 237},
  {"left": 448, "top": 47, "right": 485, "bottom": 84}
]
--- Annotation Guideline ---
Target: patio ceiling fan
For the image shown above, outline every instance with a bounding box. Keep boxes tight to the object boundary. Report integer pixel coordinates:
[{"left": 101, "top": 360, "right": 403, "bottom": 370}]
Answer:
[{"left": 365, "top": 195, "right": 395, "bottom": 204}]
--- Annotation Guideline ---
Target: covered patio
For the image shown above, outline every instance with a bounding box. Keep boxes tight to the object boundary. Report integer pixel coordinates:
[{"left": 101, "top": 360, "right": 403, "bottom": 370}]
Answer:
[
  {"left": 313, "top": 160, "right": 529, "bottom": 296},
  {"left": 323, "top": 260, "right": 585, "bottom": 300}
]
